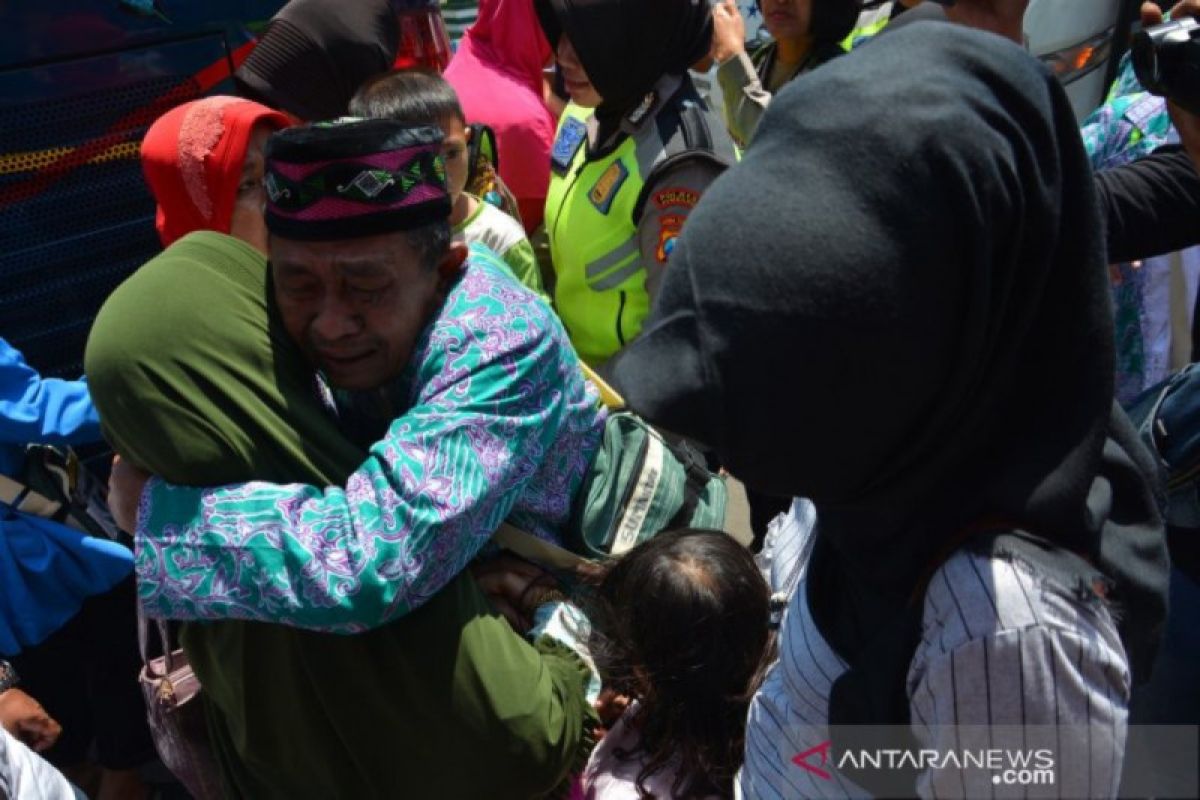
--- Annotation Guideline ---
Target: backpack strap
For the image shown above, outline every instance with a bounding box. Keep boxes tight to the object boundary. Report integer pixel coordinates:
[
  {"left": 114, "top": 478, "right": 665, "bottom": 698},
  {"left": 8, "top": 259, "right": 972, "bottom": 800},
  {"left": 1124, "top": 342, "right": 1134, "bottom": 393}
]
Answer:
[{"left": 664, "top": 436, "right": 717, "bottom": 530}]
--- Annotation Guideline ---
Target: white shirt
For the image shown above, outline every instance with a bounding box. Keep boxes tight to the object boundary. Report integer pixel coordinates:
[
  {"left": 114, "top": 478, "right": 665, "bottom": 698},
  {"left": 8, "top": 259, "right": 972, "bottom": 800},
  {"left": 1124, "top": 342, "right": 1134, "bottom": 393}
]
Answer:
[
  {"left": 739, "top": 500, "right": 1130, "bottom": 799},
  {"left": 0, "top": 728, "right": 84, "bottom": 800},
  {"left": 451, "top": 197, "right": 527, "bottom": 259}
]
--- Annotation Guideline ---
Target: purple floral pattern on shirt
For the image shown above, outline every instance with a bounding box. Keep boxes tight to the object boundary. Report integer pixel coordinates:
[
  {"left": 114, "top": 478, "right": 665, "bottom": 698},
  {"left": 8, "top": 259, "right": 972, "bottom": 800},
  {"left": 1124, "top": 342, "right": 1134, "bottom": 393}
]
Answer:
[{"left": 135, "top": 245, "right": 605, "bottom": 631}]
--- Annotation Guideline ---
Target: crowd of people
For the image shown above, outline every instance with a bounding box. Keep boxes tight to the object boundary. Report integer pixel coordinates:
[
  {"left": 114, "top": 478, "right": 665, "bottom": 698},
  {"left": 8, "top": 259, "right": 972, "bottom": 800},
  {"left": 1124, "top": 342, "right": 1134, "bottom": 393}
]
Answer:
[{"left": 3, "top": 0, "right": 1200, "bottom": 797}]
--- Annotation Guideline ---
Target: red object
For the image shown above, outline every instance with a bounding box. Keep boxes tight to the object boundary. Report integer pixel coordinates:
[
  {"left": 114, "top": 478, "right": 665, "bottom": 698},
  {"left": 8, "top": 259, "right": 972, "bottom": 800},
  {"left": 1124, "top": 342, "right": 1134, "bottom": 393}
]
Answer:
[
  {"left": 393, "top": 7, "right": 452, "bottom": 72},
  {"left": 444, "top": 0, "right": 555, "bottom": 233},
  {"left": 140, "top": 96, "right": 291, "bottom": 246}
]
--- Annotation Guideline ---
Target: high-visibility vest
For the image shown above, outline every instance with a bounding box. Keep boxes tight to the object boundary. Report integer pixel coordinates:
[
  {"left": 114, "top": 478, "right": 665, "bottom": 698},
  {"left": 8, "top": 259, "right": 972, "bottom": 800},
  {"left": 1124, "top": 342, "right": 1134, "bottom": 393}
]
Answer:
[
  {"left": 544, "top": 87, "right": 732, "bottom": 367},
  {"left": 842, "top": 5, "right": 894, "bottom": 50}
]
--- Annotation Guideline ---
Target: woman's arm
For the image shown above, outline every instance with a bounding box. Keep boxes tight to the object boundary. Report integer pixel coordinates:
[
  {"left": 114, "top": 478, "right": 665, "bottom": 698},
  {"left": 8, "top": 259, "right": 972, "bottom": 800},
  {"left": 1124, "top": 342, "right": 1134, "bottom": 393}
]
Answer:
[
  {"left": 1096, "top": 146, "right": 1200, "bottom": 263},
  {"left": 0, "top": 339, "right": 101, "bottom": 450},
  {"left": 712, "top": 0, "right": 770, "bottom": 148}
]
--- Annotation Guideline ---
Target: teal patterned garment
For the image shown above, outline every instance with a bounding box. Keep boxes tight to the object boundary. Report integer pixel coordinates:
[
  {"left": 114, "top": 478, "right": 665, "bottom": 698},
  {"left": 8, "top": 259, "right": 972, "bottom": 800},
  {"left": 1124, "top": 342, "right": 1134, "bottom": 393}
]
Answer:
[
  {"left": 1081, "top": 52, "right": 1177, "bottom": 162},
  {"left": 1079, "top": 52, "right": 1179, "bottom": 402},
  {"left": 135, "top": 244, "right": 605, "bottom": 631}
]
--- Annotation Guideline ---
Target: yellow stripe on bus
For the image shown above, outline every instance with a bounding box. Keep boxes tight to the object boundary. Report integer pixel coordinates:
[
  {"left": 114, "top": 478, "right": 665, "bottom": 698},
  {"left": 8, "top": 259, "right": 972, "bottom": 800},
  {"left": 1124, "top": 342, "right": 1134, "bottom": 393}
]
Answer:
[{"left": 0, "top": 141, "right": 141, "bottom": 176}]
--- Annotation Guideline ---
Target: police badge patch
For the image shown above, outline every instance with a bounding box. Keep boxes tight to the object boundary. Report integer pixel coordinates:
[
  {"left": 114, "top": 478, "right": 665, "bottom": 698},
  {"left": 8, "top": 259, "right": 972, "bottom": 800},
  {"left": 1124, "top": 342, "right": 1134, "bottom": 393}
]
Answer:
[
  {"left": 589, "top": 161, "right": 629, "bottom": 215},
  {"left": 552, "top": 117, "right": 588, "bottom": 174},
  {"left": 656, "top": 214, "right": 684, "bottom": 263}
]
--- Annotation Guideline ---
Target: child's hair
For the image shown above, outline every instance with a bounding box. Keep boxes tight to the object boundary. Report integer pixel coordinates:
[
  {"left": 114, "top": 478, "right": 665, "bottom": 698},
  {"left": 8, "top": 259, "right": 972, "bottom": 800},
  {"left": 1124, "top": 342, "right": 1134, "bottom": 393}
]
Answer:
[
  {"left": 589, "top": 529, "right": 776, "bottom": 799},
  {"left": 348, "top": 69, "right": 466, "bottom": 126}
]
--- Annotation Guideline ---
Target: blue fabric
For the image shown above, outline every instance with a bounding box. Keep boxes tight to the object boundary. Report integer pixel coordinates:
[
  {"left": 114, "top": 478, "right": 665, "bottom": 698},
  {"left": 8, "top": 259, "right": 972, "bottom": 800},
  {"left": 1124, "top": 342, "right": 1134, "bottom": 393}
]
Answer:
[
  {"left": 0, "top": 510, "right": 133, "bottom": 656},
  {"left": 0, "top": 338, "right": 102, "bottom": 477},
  {"left": 0, "top": 338, "right": 127, "bottom": 656}
]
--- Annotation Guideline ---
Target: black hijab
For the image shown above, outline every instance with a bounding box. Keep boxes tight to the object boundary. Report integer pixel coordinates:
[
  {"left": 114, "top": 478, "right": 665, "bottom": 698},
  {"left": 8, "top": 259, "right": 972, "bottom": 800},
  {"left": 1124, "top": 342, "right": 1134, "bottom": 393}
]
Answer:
[
  {"left": 535, "top": 0, "right": 711, "bottom": 119},
  {"left": 612, "top": 22, "right": 1167, "bottom": 683},
  {"left": 235, "top": 0, "right": 398, "bottom": 121}
]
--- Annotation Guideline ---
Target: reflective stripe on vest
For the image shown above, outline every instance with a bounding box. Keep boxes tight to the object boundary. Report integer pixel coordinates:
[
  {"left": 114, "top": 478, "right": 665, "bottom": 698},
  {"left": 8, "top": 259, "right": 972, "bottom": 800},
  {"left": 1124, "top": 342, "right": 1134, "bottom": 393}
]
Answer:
[{"left": 842, "top": 13, "right": 891, "bottom": 50}]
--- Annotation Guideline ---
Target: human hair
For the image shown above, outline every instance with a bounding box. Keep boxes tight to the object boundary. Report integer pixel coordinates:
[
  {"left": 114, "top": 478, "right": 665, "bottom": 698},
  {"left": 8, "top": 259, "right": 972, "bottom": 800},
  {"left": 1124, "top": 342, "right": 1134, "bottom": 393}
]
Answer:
[
  {"left": 588, "top": 529, "right": 776, "bottom": 799},
  {"left": 809, "top": 0, "right": 861, "bottom": 45},
  {"left": 405, "top": 219, "right": 451, "bottom": 272},
  {"left": 349, "top": 69, "right": 466, "bottom": 127}
]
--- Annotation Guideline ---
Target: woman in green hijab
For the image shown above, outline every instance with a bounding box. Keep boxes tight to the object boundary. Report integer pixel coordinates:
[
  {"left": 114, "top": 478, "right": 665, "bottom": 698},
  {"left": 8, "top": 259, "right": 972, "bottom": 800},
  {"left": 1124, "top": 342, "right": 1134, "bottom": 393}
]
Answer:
[{"left": 85, "top": 231, "right": 594, "bottom": 798}]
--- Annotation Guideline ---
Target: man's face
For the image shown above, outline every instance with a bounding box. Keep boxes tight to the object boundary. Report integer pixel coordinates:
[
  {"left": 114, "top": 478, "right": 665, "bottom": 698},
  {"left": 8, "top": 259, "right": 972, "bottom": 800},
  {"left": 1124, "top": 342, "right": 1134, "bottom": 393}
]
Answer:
[{"left": 270, "top": 231, "right": 457, "bottom": 390}]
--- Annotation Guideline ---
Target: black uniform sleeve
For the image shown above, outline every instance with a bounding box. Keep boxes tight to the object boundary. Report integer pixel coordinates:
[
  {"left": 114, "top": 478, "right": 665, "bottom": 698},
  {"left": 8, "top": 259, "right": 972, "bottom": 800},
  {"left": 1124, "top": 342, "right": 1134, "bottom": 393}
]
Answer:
[{"left": 1097, "top": 145, "right": 1200, "bottom": 263}]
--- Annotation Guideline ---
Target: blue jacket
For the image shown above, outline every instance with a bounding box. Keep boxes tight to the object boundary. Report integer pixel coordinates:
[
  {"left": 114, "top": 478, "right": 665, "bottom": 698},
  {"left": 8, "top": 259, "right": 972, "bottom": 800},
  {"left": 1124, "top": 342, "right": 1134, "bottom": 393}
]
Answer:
[
  {"left": 0, "top": 339, "right": 130, "bottom": 656},
  {"left": 0, "top": 338, "right": 102, "bottom": 476}
]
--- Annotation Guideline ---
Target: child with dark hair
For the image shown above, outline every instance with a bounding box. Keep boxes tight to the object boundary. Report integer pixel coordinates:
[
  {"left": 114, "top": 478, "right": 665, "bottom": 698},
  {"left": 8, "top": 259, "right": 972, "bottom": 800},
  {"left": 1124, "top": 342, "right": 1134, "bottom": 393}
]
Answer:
[
  {"left": 350, "top": 70, "right": 546, "bottom": 299},
  {"left": 584, "top": 529, "right": 775, "bottom": 799}
]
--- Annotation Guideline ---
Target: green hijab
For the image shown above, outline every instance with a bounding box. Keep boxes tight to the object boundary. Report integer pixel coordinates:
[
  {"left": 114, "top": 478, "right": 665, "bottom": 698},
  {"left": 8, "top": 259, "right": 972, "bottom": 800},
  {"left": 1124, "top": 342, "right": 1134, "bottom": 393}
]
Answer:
[{"left": 85, "top": 231, "right": 592, "bottom": 798}]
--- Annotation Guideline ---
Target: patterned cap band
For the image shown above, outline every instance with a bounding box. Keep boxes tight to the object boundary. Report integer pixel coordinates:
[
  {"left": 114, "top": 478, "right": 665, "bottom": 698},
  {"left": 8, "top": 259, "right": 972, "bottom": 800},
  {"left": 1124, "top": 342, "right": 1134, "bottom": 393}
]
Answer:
[{"left": 263, "top": 119, "right": 451, "bottom": 241}]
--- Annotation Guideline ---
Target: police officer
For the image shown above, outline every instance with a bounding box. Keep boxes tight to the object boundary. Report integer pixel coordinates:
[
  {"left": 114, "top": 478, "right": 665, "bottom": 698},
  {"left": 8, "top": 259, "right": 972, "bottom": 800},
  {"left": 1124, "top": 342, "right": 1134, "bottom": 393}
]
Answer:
[{"left": 536, "top": 0, "right": 737, "bottom": 369}]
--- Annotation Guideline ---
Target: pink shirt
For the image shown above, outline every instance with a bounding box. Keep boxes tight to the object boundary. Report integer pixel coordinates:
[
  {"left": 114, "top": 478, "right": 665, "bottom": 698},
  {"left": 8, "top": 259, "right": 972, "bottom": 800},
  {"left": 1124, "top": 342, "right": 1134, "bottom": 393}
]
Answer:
[{"left": 444, "top": 0, "right": 555, "bottom": 233}]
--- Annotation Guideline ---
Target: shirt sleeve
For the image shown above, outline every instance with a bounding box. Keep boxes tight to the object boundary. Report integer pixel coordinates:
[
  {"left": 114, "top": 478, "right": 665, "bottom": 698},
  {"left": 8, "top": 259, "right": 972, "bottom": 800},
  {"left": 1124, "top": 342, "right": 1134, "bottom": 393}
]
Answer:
[
  {"left": 635, "top": 158, "right": 726, "bottom": 309},
  {"left": 0, "top": 339, "right": 101, "bottom": 449},
  {"left": 529, "top": 600, "right": 601, "bottom": 704},
  {"left": 135, "top": 315, "right": 579, "bottom": 633},
  {"left": 907, "top": 553, "right": 1129, "bottom": 799},
  {"left": 1096, "top": 146, "right": 1200, "bottom": 263},
  {"left": 717, "top": 51, "right": 770, "bottom": 149},
  {"left": 501, "top": 238, "right": 550, "bottom": 302}
]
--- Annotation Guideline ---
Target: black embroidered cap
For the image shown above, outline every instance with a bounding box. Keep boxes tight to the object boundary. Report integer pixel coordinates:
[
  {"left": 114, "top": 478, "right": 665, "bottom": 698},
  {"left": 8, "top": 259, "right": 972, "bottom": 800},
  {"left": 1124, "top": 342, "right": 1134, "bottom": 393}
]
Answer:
[{"left": 264, "top": 118, "right": 451, "bottom": 241}]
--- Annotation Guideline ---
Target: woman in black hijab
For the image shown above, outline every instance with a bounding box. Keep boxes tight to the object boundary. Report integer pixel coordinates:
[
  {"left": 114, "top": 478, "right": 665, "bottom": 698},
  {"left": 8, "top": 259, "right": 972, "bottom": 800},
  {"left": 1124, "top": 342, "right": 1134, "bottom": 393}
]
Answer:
[
  {"left": 613, "top": 20, "right": 1169, "bottom": 798},
  {"left": 234, "top": 0, "right": 398, "bottom": 122},
  {"left": 535, "top": 0, "right": 738, "bottom": 370}
]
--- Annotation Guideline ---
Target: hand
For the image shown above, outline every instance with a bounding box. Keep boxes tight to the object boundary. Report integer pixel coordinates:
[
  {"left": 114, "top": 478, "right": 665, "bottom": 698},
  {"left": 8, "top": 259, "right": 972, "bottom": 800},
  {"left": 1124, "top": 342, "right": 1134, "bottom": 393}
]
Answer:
[
  {"left": 471, "top": 555, "right": 562, "bottom": 633},
  {"left": 711, "top": 0, "right": 747, "bottom": 65},
  {"left": 593, "top": 687, "right": 631, "bottom": 737},
  {"left": 108, "top": 454, "right": 151, "bottom": 534},
  {"left": 1144, "top": 1, "right": 1200, "bottom": 172},
  {"left": 0, "top": 689, "right": 62, "bottom": 752}
]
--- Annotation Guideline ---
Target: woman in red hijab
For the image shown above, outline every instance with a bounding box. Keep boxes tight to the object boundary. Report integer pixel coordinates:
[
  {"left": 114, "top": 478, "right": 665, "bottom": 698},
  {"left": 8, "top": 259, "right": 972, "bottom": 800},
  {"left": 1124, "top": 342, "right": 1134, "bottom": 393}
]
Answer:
[
  {"left": 141, "top": 96, "right": 291, "bottom": 253},
  {"left": 444, "top": 0, "right": 555, "bottom": 233}
]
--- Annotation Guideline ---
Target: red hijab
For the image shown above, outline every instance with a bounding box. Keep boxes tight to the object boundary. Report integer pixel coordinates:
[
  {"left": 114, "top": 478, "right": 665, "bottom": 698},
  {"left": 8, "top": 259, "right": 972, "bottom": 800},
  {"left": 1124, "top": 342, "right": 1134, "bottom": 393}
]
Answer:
[{"left": 141, "top": 96, "right": 291, "bottom": 246}]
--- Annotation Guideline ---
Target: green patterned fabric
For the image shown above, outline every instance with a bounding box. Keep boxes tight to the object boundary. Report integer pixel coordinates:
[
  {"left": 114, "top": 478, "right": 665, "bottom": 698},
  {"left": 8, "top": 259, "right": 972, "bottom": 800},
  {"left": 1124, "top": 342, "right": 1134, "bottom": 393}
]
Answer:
[{"left": 85, "top": 232, "right": 594, "bottom": 798}]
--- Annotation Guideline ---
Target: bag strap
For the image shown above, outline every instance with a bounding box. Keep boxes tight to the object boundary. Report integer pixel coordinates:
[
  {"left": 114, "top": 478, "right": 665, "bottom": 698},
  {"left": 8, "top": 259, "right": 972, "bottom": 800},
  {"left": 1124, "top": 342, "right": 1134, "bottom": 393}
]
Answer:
[
  {"left": 0, "top": 472, "right": 82, "bottom": 530},
  {"left": 662, "top": 436, "right": 717, "bottom": 530},
  {"left": 492, "top": 522, "right": 595, "bottom": 570},
  {"left": 137, "top": 604, "right": 179, "bottom": 677},
  {"left": 579, "top": 362, "right": 625, "bottom": 410}
]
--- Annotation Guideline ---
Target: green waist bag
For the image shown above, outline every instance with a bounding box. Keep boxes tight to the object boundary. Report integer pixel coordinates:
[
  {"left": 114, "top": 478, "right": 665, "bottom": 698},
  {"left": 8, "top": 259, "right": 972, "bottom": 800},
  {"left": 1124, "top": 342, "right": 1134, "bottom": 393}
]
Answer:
[{"left": 568, "top": 412, "right": 727, "bottom": 559}]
